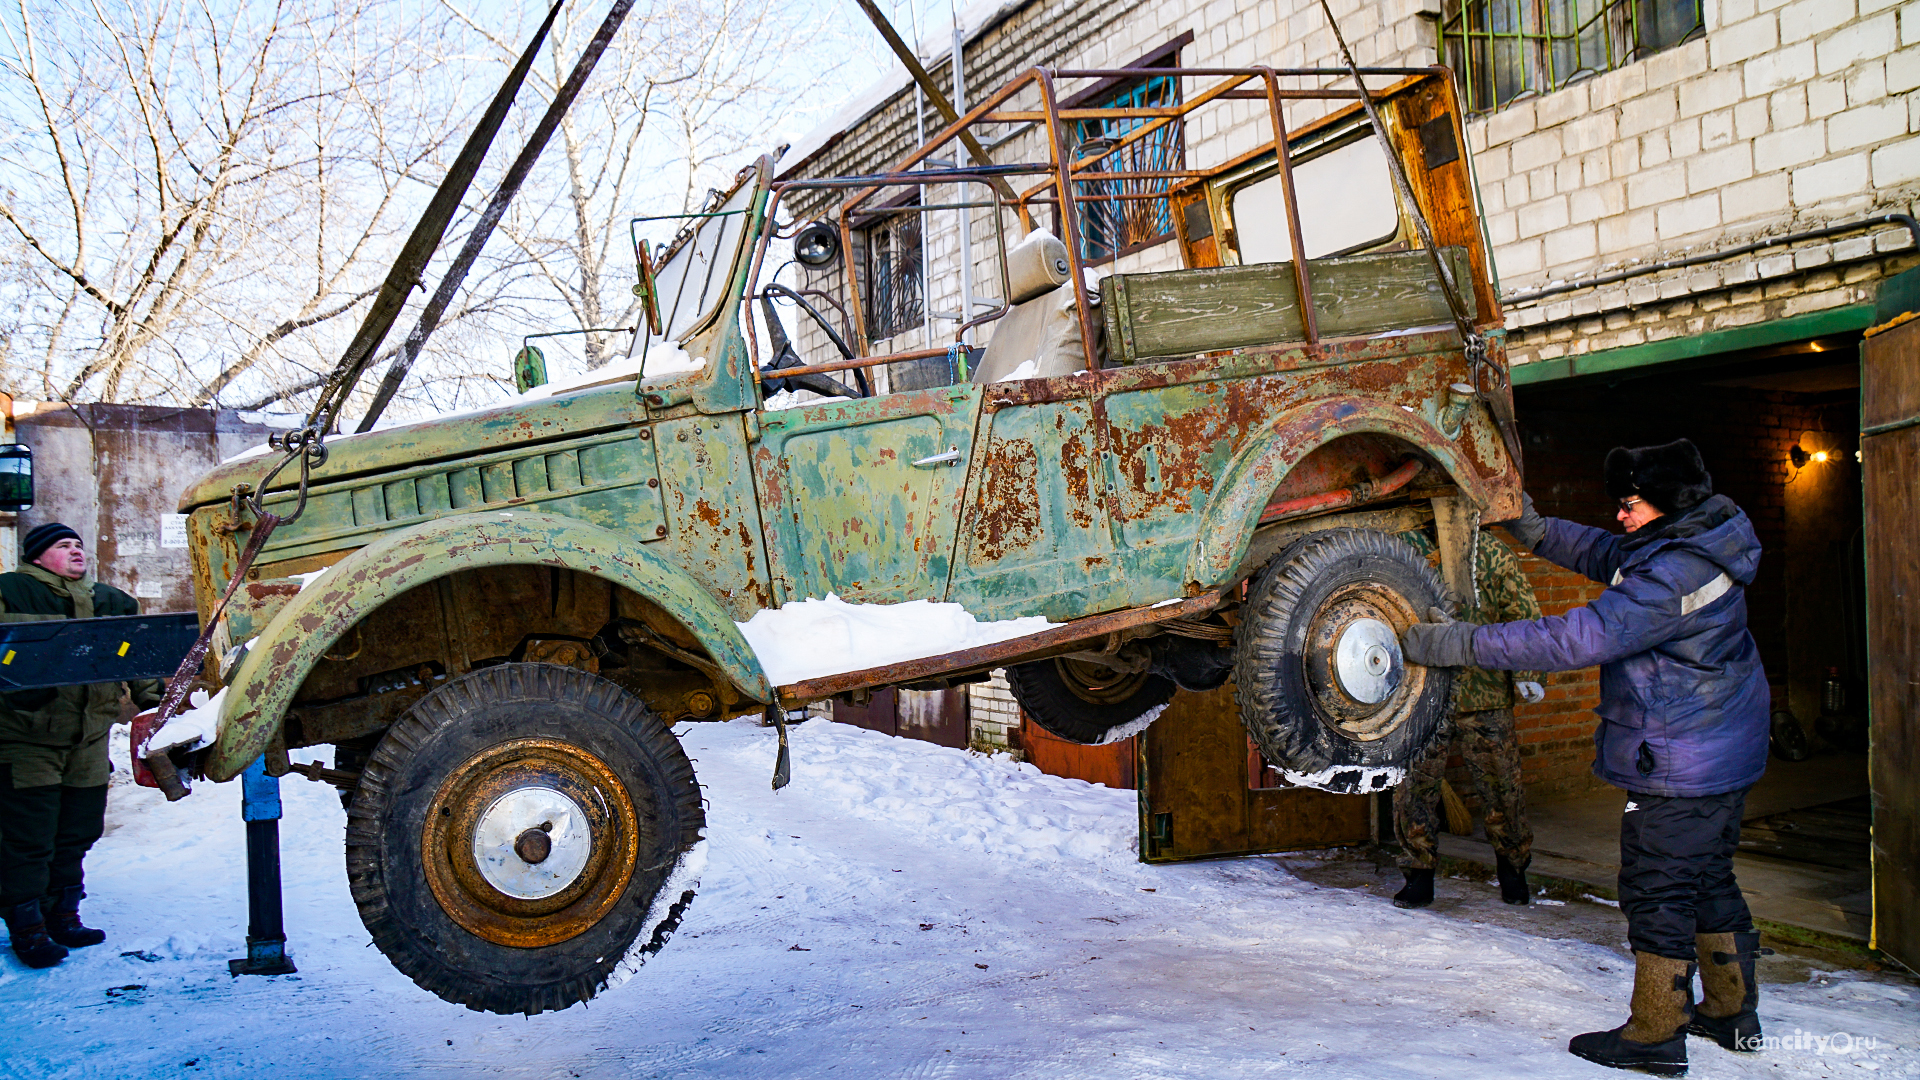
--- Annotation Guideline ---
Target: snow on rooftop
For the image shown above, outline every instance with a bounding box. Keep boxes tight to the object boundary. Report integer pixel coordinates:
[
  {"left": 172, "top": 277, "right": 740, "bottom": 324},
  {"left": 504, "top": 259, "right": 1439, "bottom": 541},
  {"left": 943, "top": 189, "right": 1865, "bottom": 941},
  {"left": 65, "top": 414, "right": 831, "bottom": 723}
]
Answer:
[
  {"left": 738, "top": 593, "right": 1055, "bottom": 686},
  {"left": 776, "top": 0, "right": 1033, "bottom": 178}
]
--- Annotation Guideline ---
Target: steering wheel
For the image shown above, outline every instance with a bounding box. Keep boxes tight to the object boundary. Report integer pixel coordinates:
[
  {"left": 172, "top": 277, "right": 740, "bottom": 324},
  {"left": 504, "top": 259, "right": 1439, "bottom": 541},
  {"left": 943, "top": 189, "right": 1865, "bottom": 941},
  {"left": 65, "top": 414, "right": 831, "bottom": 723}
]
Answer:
[{"left": 758, "top": 283, "right": 870, "bottom": 398}]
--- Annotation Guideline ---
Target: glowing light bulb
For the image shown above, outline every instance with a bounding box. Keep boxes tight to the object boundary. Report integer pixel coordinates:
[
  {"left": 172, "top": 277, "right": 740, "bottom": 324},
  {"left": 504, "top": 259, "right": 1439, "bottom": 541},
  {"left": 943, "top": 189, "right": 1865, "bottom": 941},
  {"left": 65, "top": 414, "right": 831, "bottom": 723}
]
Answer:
[{"left": 1812, "top": 451, "right": 1829, "bottom": 463}]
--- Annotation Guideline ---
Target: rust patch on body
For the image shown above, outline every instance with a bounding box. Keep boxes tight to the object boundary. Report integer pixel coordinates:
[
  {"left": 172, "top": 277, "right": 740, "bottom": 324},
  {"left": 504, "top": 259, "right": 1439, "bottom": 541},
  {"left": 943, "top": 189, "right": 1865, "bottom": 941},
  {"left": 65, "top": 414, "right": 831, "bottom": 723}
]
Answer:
[{"left": 970, "top": 438, "right": 1042, "bottom": 562}]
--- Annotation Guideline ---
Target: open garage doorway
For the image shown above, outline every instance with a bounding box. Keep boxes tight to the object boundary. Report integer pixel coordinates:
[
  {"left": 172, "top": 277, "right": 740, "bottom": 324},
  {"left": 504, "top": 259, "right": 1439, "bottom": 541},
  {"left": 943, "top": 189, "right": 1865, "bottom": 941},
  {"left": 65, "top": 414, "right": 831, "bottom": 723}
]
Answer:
[{"left": 1479, "top": 335, "right": 1873, "bottom": 943}]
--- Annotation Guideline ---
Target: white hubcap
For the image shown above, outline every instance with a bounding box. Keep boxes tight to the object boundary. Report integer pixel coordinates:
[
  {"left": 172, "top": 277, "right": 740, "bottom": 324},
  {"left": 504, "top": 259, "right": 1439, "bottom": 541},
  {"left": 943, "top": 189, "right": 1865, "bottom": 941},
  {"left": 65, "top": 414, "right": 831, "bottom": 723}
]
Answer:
[
  {"left": 471, "top": 786, "right": 592, "bottom": 900},
  {"left": 1333, "top": 618, "right": 1402, "bottom": 704}
]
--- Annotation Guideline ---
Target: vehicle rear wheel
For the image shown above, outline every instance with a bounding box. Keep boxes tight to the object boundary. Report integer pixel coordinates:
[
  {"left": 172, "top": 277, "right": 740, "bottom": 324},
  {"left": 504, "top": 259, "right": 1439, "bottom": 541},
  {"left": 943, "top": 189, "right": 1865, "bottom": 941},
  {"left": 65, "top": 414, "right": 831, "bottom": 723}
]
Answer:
[
  {"left": 1006, "top": 657, "right": 1175, "bottom": 745},
  {"left": 346, "top": 663, "right": 704, "bottom": 1015},
  {"left": 1234, "top": 529, "right": 1450, "bottom": 794}
]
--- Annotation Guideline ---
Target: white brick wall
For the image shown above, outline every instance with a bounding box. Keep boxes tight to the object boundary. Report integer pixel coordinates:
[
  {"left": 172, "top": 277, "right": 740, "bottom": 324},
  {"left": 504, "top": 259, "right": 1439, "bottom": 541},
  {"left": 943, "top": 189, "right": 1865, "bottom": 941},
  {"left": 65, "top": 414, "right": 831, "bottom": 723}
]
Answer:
[
  {"left": 1470, "top": 0, "right": 1919, "bottom": 310},
  {"left": 966, "top": 669, "right": 1022, "bottom": 753},
  {"left": 789, "top": 0, "right": 1918, "bottom": 389}
]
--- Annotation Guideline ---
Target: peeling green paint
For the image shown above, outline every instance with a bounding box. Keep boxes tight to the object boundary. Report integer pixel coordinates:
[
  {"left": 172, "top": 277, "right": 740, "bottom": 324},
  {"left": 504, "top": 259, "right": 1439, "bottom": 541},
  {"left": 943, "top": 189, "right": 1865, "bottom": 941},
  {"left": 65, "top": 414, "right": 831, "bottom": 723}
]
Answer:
[{"left": 205, "top": 511, "right": 771, "bottom": 782}]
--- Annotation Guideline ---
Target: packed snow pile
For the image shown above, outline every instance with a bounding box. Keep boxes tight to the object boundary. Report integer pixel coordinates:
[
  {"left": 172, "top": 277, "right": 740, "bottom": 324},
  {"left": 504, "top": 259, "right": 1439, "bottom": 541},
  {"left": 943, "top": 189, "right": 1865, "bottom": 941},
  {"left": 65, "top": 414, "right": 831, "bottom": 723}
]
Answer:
[
  {"left": 7, "top": 716, "right": 1914, "bottom": 1079},
  {"left": 737, "top": 593, "right": 1055, "bottom": 685}
]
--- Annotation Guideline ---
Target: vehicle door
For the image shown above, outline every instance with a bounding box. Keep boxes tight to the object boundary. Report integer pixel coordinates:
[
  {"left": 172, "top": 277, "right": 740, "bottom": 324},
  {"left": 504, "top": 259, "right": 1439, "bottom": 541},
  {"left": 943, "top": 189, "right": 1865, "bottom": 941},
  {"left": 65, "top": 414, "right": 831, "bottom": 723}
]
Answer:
[
  {"left": 752, "top": 382, "right": 982, "bottom": 606},
  {"left": 944, "top": 371, "right": 1119, "bottom": 623}
]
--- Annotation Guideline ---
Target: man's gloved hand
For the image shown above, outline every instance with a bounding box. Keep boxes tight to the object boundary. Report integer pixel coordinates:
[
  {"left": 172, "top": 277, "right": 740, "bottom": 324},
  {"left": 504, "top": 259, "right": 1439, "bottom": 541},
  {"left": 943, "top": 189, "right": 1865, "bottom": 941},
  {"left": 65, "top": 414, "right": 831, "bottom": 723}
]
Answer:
[
  {"left": 1399, "top": 607, "right": 1479, "bottom": 668},
  {"left": 1515, "top": 680, "right": 1546, "bottom": 705},
  {"left": 1493, "top": 492, "right": 1547, "bottom": 550}
]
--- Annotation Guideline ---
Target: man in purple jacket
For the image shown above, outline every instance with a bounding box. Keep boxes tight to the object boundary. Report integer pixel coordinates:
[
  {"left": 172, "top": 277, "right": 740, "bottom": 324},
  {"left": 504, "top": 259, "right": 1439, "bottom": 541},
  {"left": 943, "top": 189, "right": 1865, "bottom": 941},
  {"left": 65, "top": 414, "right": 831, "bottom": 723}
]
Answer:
[{"left": 1400, "top": 439, "right": 1770, "bottom": 1076}]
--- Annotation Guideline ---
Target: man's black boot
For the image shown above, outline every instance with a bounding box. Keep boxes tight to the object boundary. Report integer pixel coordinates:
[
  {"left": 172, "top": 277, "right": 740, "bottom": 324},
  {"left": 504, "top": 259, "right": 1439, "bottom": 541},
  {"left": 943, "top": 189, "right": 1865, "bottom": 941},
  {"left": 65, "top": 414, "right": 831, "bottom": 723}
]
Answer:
[
  {"left": 1393, "top": 868, "right": 1435, "bottom": 909},
  {"left": 44, "top": 886, "right": 105, "bottom": 949},
  {"left": 1688, "top": 931, "right": 1767, "bottom": 1052},
  {"left": 1497, "top": 854, "right": 1532, "bottom": 905},
  {"left": 1569, "top": 952, "right": 1693, "bottom": 1075},
  {"left": 4, "top": 900, "right": 69, "bottom": 969}
]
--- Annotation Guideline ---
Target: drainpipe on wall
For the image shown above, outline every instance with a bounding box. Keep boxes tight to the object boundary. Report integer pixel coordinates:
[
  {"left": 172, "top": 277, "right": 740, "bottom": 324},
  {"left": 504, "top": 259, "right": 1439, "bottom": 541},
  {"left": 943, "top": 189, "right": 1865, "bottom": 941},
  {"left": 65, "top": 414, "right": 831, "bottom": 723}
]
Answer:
[{"left": 954, "top": 24, "right": 975, "bottom": 347}]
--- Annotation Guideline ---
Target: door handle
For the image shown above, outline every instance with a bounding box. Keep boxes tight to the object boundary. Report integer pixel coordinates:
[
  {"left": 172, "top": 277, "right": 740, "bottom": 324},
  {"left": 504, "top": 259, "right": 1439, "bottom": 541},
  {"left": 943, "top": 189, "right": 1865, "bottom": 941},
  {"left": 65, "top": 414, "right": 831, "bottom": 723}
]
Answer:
[{"left": 912, "top": 446, "right": 962, "bottom": 468}]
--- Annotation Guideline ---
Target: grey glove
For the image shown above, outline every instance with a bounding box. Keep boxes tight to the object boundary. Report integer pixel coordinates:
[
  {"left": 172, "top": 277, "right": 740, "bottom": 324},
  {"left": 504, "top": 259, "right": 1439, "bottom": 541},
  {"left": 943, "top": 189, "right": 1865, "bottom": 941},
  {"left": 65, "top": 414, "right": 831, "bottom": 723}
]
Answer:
[
  {"left": 1515, "top": 680, "right": 1546, "bottom": 705},
  {"left": 1400, "top": 607, "right": 1479, "bottom": 668},
  {"left": 1494, "top": 491, "right": 1546, "bottom": 550}
]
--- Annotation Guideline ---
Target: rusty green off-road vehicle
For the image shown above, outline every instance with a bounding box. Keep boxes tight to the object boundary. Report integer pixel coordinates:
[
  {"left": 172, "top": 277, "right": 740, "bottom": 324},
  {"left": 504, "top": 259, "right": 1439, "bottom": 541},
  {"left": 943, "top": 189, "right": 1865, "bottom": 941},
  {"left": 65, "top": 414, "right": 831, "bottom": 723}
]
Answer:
[{"left": 175, "top": 65, "right": 1521, "bottom": 1013}]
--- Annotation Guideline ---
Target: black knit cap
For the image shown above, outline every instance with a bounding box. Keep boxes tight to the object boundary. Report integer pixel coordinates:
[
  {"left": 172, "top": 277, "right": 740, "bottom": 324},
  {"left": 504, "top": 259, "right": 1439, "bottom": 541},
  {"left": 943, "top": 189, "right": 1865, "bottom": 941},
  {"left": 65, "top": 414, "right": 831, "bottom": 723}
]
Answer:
[
  {"left": 1604, "top": 439, "right": 1713, "bottom": 515},
  {"left": 22, "top": 522, "right": 81, "bottom": 565}
]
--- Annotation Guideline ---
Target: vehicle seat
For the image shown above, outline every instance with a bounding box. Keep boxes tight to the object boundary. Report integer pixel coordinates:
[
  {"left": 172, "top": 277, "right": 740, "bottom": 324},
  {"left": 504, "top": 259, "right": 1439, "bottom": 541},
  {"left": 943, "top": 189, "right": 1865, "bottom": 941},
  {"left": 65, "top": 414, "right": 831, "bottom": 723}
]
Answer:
[{"left": 971, "top": 229, "right": 1090, "bottom": 383}]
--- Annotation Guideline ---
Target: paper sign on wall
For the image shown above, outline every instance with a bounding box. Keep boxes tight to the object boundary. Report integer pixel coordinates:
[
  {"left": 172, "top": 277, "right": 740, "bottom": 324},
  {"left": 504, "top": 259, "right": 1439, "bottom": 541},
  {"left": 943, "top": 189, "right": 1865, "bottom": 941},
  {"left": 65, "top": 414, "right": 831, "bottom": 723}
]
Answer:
[{"left": 160, "top": 514, "right": 190, "bottom": 549}]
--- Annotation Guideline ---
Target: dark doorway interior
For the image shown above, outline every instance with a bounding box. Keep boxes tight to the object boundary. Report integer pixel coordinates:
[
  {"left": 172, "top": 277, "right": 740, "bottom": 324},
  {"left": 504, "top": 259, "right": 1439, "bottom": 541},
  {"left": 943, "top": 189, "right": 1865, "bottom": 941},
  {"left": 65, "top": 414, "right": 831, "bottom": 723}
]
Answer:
[{"left": 1485, "top": 338, "right": 1873, "bottom": 939}]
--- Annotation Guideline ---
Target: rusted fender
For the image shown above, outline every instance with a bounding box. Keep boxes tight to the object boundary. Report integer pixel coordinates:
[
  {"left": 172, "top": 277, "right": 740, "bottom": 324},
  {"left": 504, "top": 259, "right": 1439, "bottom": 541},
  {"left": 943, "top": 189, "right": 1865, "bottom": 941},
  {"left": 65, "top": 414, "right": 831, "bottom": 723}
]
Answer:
[
  {"left": 203, "top": 510, "right": 772, "bottom": 782},
  {"left": 1185, "top": 396, "right": 1503, "bottom": 589}
]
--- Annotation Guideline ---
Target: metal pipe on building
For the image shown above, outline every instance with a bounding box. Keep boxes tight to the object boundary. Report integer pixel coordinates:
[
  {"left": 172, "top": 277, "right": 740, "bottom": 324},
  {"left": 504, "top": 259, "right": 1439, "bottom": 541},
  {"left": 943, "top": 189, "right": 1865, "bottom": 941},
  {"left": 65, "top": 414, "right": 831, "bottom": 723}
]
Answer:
[
  {"left": 953, "top": 23, "right": 975, "bottom": 346},
  {"left": 1502, "top": 213, "right": 1920, "bottom": 306}
]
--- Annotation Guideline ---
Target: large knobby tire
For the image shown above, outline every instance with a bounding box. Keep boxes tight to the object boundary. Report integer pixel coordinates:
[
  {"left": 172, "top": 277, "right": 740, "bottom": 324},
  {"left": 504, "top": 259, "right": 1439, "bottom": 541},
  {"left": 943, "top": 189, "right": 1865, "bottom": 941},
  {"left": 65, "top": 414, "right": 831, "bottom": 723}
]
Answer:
[
  {"left": 1234, "top": 529, "right": 1451, "bottom": 794},
  {"left": 346, "top": 663, "right": 704, "bottom": 1015},
  {"left": 1006, "top": 657, "right": 1176, "bottom": 745}
]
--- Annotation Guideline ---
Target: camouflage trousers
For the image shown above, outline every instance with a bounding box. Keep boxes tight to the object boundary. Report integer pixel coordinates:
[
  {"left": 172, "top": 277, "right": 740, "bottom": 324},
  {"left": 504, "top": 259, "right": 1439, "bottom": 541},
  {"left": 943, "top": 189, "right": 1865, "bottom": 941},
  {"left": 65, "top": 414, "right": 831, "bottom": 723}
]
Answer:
[{"left": 1395, "top": 707, "right": 1534, "bottom": 870}]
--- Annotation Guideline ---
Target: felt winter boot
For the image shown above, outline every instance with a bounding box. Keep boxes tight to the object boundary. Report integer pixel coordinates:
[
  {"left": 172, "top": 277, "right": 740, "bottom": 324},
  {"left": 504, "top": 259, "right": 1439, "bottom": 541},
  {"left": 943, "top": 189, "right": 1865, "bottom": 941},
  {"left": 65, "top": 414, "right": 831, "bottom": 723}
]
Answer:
[
  {"left": 4, "top": 900, "right": 68, "bottom": 969},
  {"left": 44, "top": 886, "right": 105, "bottom": 949},
  {"left": 1568, "top": 952, "right": 1693, "bottom": 1075},
  {"left": 1392, "top": 868, "right": 1435, "bottom": 909},
  {"left": 1687, "top": 931, "right": 1767, "bottom": 1052},
  {"left": 1496, "top": 854, "right": 1531, "bottom": 905}
]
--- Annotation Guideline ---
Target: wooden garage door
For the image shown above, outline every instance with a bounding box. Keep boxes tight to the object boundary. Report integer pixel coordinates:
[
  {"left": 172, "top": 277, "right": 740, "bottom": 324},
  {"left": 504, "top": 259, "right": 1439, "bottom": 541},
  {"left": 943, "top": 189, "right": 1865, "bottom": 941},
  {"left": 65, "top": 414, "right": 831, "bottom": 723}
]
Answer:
[
  {"left": 1138, "top": 682, "right": 1373, "bottom": 862},
  {"left": 1862, "top": 312, "right": 1920, "bottom": 971}
]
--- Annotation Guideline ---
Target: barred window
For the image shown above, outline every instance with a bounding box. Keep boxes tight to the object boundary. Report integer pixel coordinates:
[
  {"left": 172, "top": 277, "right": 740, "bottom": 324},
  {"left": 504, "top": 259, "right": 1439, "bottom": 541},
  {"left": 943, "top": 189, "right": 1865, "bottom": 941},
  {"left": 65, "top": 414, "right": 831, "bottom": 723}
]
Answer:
[
  {"left": 863, "top": 200, "right": 922, "bottom": 341},
  {"left": 1071, "top": 70, "right": 1183, "bottom": 263},
  {"left": 1442, "top": 0, "right": 1704, "bottom": 115}
]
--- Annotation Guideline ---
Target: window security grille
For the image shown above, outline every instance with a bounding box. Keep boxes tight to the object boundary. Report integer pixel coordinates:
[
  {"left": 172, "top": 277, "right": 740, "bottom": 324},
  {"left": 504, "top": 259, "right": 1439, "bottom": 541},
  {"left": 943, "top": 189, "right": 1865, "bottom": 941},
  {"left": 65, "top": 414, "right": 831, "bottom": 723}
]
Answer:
[
  {"left": 1072, "top": 72, "right": 1183, "bottom": 263},
  {"left": 863, "top": 201, "right": 923, "bottom": 341},
  {"left": 1442, "top": 0, "right": 1703, "bottom": 115}
]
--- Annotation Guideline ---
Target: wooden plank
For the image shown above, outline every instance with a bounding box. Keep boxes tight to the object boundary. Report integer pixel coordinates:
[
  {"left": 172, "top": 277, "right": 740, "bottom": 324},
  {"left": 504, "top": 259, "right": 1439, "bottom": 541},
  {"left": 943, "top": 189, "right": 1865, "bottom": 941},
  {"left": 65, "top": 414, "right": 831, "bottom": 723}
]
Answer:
[
  {"left": 1863, "top": 314, "right": 1920, "bottom": 971},
  {"left": 1383, "top": 78, "right": 1502, "bottom": 326},
  {"left": 1139, "top": 681, "right": 1371, "bottom": 862},
  {"left": 1101, "top": 247, "right": 1475, "bottom": 365}
]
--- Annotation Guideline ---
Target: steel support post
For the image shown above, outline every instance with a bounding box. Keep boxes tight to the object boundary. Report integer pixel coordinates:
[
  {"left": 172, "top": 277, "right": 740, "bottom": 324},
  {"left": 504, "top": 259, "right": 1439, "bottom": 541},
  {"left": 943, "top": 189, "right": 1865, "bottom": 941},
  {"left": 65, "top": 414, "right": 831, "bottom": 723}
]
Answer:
[{"left": 228, "top": 756, "right": 297, "bottom": 976}]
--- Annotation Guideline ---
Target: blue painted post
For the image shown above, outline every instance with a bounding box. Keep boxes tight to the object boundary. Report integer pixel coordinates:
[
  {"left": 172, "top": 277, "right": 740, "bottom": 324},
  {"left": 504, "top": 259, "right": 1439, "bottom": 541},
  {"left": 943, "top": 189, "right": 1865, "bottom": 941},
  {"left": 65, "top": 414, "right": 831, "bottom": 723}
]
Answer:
[{"left": 228, "top": 757, "right": 297, "bottom": 976}]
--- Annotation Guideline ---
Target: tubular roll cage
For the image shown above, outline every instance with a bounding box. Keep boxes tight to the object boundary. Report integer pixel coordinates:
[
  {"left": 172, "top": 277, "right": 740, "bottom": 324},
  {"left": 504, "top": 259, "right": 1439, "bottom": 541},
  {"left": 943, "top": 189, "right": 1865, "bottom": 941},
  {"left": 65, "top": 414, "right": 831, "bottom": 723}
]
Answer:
[{"left": 745, "top": 65, "right": 1446, "bottom": 384}]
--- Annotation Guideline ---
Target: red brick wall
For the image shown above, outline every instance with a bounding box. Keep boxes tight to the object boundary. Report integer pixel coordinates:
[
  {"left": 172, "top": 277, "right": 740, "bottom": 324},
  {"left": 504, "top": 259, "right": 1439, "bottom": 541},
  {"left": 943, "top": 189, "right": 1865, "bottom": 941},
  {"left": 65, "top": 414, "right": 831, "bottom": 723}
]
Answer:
[{"left": 1506, "top": 549, "right": 1610, "bottom": 800}]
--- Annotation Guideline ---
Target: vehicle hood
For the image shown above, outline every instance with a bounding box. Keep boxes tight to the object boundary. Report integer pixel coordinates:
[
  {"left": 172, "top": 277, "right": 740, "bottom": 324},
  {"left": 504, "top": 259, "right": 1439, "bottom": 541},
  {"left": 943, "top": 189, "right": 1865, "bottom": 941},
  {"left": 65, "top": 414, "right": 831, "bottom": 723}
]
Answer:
[{"left": 178, "top": 381, "right": 650, "bottom": 512}]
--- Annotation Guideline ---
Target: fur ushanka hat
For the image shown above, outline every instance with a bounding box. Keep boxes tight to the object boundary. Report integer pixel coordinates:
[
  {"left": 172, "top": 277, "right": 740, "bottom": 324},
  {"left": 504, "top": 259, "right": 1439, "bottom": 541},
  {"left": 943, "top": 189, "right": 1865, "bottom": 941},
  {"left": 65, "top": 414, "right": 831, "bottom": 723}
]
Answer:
[{"left": 1604, "top": 438, "right": 1713, "bottom": 515}]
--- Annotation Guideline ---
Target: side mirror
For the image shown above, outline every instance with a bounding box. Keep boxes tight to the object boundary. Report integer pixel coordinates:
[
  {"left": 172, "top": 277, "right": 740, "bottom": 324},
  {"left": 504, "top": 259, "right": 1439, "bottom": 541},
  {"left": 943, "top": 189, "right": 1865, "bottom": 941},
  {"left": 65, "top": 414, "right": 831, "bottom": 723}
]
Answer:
[
  {"left": 512, "top": 345, "right": 548, "bottom": 394},
  {"left": 793, "top": 221, "right": 841, "bottom": 271},
  {"left": 0, "top": 444, "right": 31, "bottom": 512},
  {"left": 632, "top": 244, "right": 663, "bottom": 336}
]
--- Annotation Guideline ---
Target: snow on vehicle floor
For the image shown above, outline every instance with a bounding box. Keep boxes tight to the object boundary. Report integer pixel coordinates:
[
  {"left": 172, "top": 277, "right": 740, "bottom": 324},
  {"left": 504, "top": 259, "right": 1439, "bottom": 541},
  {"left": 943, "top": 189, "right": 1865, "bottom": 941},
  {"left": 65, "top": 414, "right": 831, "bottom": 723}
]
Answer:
[
  {"left": 737, "top": 594, "right": 1055, "bottom": 685},
  {"left": 4, "top": 718, "right": 1913, "bottom": 1079}
]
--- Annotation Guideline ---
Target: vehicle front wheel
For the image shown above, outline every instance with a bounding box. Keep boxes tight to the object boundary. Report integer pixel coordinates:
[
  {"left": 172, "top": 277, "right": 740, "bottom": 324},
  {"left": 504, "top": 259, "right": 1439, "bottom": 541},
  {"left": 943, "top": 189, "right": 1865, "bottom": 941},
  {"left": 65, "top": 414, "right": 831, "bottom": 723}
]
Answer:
[
  {"left": 346, "top": 663, "right": 704, "bottom": 1015},
  {"left": 1234, "top": 528, "right": 1451, "bottom": 794},
  {"left": 1006, "top": 657, "right": 1175, "bottom": 745}
]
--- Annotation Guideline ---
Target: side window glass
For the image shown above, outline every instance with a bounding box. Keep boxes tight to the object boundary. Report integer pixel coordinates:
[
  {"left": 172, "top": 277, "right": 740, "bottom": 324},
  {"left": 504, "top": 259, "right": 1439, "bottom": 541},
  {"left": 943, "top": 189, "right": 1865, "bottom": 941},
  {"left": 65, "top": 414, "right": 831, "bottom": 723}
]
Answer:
[{"left": 1230, "top": 137, "right": 1399, "bottom": 265}]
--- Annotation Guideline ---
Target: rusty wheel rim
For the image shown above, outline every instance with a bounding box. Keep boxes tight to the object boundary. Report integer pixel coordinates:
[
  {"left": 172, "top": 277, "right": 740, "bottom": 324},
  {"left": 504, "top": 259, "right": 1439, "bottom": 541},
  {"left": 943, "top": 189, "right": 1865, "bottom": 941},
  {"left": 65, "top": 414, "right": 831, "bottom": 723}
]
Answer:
[
  {"left": 1302, "top": 581, "right": 1426, "bottom": 741},
  {"left": 422, "top": 738, "right": 639, "bottom": 948},
  {"left": 1053, "top": 657, "right": 1151, "bottom": 706}
]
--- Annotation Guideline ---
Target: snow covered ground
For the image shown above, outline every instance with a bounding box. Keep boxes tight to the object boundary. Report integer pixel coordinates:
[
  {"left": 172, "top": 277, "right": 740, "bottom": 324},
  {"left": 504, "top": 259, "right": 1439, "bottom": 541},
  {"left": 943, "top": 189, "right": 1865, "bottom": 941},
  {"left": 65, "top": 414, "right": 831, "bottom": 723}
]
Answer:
[{"left": 4, "top": 718, "right": 1914, "bottom": 1079}]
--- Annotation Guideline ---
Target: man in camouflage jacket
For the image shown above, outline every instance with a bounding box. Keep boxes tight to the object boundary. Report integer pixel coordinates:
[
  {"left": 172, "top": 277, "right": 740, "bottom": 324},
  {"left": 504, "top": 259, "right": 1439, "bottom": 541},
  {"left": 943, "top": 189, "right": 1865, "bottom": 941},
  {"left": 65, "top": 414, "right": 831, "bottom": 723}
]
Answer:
[
  {"left": 1392, "top": 524, "right": 1543, "bottom": 909},
  {"left": 1, "top": 523, "right": 164, "bottom": 968}
]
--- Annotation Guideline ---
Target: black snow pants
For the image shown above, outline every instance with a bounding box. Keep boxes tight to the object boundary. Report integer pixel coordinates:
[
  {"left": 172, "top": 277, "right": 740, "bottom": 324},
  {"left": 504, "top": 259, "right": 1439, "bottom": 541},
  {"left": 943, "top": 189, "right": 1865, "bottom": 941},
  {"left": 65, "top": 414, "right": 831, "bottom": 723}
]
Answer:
[
  {"left": 0, "top": 764, "right": 108, "bottom": 910},
  {"left": 1616, "top": 786, "right": 1754, "bottom": 960}
]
